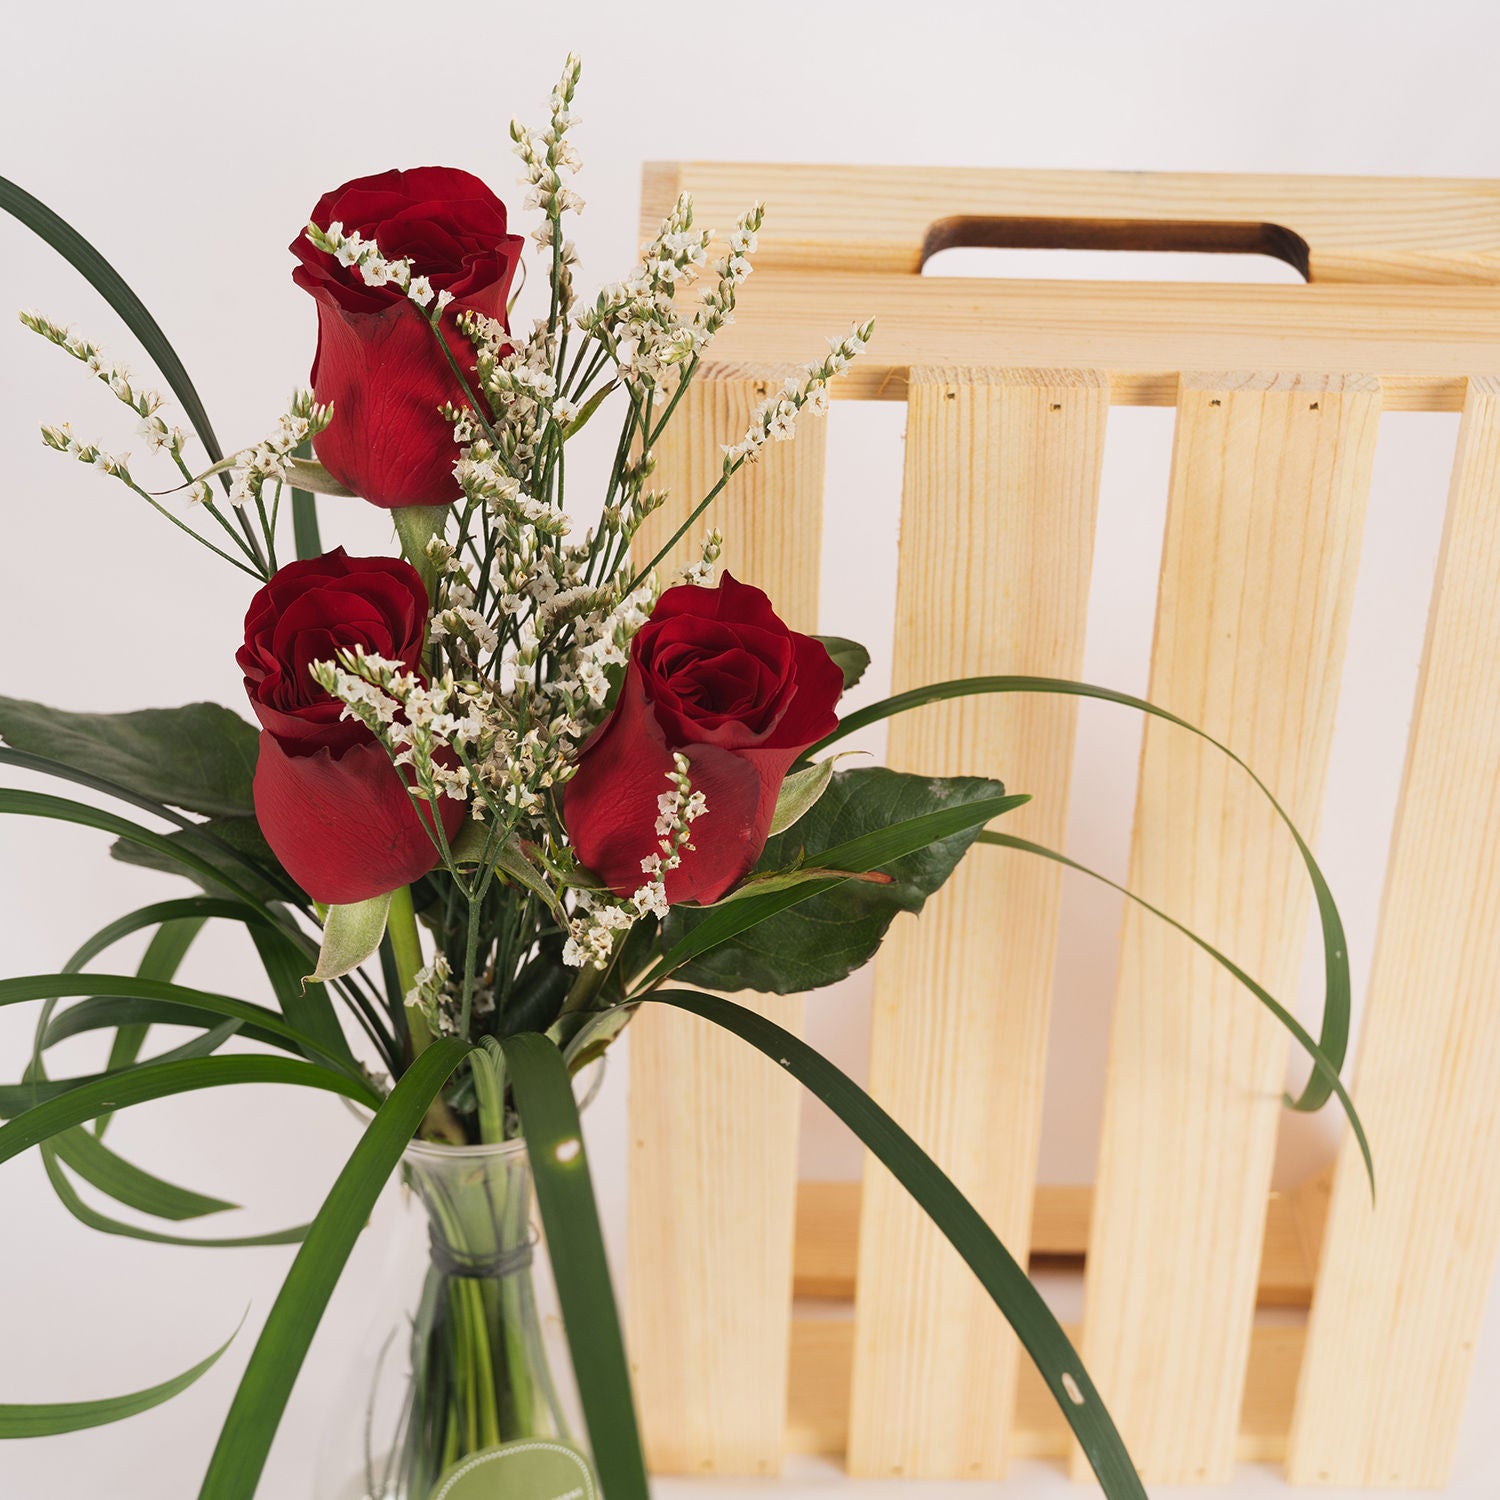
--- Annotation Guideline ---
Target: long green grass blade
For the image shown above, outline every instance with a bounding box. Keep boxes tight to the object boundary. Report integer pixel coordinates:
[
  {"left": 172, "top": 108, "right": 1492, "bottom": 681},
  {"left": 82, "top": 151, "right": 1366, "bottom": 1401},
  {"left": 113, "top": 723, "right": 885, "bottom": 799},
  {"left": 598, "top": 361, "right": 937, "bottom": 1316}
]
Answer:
[
  {"left": 39, "top": 1146, "right": 307, "bottom": 1248},
  {"left": 975, "top": 830, "right": 1372, "bottom": 1194},
  {"left": 0, "top": 1055, "right": 374, "bottom": 1167},
  {"left": 0, "top": 1322, "right": 239, "bottom": 1438},
  {"left": 0, "top": 789, "right": 276, "bottom": 919},
  {"left": 816, "top": 674, "right": 1349, "bottom": 1115},
  {"left": 290, "top": 438, "right": 322, "bottom": 559},
  {"left": 0, "top": 974, "right": 356, "bottom": 1074},
  {"left": 642, "top": 791, "right": 1029, "bottom": 984},
  {"left": 198, "top": 1038, "right": 471, "bottom": 1500},
  {"left": 0, "top": 175, "right": 226, "bottom": 462},
  {"left": 48, "top": 1121, "right": 236, "bottom": 1220},
  {"left": 501, "top": 1032, "right": 647, "bottom": 1500},
  {"left": 649, "top": 989, "right": 1146, "bottom": 1498}
]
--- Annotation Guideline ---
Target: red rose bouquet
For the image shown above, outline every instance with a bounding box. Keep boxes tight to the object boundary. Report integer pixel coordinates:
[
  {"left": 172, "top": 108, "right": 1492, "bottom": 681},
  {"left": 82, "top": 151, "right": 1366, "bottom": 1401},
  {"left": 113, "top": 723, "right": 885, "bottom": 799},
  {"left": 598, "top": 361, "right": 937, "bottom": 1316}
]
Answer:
[{"left": 0, "top": 56, "right": 1366, "bottom": 1500}]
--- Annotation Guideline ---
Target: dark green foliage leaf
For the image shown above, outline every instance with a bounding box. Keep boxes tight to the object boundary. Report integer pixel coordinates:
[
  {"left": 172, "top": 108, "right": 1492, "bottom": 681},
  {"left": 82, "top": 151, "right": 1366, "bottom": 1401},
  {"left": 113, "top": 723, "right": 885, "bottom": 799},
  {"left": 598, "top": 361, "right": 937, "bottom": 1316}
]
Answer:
[
  {"left": 0, "top": 696, "right": 258, "bottom": 818},
  {"left": 501, "top": 1034, "right": 647, "bottom": 1500},
  {"left": 0, "top": 1323, "right": 239, "bottom": 1438},
  {"left": 198, "top": 1038, "right": 471, "bottom": 1500},
  {"left": 664, "top": 768, "right": 1009, "bottom": 994},
  {"left": 815, "top": 635, "right": 870, "bottom": 692},
  {"left": 648, "top": 989, "right": 1146, "bottom": 1499}
]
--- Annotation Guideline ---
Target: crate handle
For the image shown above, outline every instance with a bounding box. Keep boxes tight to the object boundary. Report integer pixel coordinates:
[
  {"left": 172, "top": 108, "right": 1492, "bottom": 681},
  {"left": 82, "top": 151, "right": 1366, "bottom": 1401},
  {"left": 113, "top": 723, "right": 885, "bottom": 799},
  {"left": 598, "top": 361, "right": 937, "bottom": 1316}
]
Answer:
[{"left": 920, "top": 214, "right": 1311, "bottom": 280}]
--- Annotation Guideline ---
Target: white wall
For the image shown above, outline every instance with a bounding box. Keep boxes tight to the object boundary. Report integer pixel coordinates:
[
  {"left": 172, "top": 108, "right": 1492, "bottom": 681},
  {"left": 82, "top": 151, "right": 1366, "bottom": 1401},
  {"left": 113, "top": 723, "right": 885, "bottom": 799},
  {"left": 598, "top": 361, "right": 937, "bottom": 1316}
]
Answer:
[{"left": 1, "top": 2, "right": 1497, "bottom": 1495}]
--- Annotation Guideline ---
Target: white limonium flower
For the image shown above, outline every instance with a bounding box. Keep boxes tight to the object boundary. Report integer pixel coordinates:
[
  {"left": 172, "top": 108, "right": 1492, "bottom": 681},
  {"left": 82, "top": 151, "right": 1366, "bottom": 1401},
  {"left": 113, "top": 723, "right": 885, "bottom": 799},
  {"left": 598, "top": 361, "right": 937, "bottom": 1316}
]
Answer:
[{"left": 219, "top": 389, "right": 333, "bottom": 509}]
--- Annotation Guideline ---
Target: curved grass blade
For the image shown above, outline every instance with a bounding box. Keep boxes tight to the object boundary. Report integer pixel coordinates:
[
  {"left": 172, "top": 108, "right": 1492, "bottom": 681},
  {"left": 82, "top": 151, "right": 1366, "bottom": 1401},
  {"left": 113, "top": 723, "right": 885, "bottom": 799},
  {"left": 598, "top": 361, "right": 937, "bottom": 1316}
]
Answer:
[
  {"left": 0, "top": 789, "right": 277, "bottom": 920},
  {"left": 0, "top": 175, "right": 226, "bottom": 462},
  {"left": 0, "top": 1021, "right": 243, "bottom": 1114},
  {"left": 976, "top": 830, "right": 1372, "bottom": 1195},
  {"left": 642, "top": 791, "right": 1029, "bottom": 984},
  {"left": 816, "top": 674, "right": 1349, "bottom": 1115},
  {"left": 48, "top": 1119, "right": 236, "bottom": 1221},
  {"left": 0, "top": 1055, "right": 376, "bottom": 1168},
  {"left": 0, "top": 974, "right": 359, "bottom": 1075},
  {"left": 0, "top": 1320, "right": 240, "bottom": 1438},
  {"left": 59, "top": 897, "right": 249, "bottom": 975},
  {"left": 39, "top": 1145, "right": 307, "bottom": 1249},
  {"left": 501, "top": 1032, "right": 647, "bottom": 1500},
  {"left": 198, "top": 1037, "right": 471, "bottom": 1500},
  {"left": 647, "top": 989, "right": 1146, "bottom": 1499}
]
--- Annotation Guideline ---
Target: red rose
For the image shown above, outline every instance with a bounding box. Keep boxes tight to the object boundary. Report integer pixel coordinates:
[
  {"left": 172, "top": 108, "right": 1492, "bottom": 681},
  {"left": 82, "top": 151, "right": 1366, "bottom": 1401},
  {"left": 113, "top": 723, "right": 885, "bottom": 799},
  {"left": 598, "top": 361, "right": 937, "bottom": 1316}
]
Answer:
[
  {"left": 238, "top": 548, "right": 465, "bottom": 904},
  {"left": 563, "top": 574, "right": 843, "bottom": 905},
  {"left": 291, "top": 166, "right": 524, "bottom": 510}
]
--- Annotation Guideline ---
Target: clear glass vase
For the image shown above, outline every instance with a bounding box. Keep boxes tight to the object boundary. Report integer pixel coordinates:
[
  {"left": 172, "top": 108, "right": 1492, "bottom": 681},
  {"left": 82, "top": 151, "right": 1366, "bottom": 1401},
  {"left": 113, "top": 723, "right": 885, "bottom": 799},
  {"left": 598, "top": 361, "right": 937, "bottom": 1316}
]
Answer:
[{"left": 319, "top": 1076, "right": 600, "bottom": 1500}]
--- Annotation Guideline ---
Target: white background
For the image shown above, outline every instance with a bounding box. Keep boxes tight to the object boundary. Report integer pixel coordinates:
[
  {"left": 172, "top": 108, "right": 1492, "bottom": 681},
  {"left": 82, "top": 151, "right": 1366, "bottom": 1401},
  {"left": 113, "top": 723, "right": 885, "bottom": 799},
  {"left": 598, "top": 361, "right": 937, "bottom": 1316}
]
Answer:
[{"left": 1, "top": 1, "right": 1498, "bottom": 1496}]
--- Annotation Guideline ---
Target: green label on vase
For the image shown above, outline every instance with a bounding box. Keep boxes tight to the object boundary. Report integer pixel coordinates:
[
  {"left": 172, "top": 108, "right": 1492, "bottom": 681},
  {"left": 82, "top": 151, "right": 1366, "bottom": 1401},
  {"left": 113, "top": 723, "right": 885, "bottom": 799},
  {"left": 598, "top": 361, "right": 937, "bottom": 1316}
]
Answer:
[{"left": 426, "top": 1438, "right": 596, "bottom": 1500}]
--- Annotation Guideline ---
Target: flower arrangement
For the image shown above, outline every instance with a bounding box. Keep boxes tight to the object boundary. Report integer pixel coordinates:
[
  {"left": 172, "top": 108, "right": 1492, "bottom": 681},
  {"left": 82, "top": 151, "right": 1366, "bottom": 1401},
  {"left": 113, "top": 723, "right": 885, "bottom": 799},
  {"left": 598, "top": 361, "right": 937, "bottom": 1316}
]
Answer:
[{"left": 0, "top": 56, "right": 1368, "bottom": 1500}]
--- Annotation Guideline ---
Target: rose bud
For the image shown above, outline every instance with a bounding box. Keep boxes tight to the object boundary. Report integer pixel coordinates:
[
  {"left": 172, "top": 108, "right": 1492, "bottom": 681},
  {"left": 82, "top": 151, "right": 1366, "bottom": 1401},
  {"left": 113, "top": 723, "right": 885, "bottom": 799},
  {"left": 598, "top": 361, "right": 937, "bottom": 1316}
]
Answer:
[
  {"left": 564, "top": 573, "right": 843, "bottom": 905},
  {"left": 238, "top": 548, "right": 465, "bottom": 904},
  {"left": 291, "top": 166, "right": 524, "bottom": 509}
]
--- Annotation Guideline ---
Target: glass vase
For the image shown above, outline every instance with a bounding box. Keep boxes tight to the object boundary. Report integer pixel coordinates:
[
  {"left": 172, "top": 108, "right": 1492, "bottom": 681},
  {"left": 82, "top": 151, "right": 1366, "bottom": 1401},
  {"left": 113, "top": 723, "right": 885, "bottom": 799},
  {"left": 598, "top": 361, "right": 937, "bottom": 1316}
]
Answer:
[{"left": 319, "top": 1077, "right": 601, "bottom": 1500}]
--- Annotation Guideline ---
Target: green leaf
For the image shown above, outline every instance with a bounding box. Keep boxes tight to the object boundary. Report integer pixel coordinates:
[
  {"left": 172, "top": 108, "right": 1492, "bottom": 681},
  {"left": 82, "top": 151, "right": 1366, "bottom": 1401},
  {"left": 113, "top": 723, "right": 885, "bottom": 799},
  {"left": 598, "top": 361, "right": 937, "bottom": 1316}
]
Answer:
[
  {"left": 661, "top": 769, "right": 1021, "bottom": 994},
  {"left": 308, "top": 893, "right": 391, "bottom": 984},
  {"left": 0, "top": 1054, "right": 375, "bottom": 1168},
  {"left": 816, "top": 635, "right": 870, "bottom": 692},
  {"left": 290, "top": 438, "right": 323, "bottom": 560},
  {"left": 249, "top": 923, "right": 353, "bottom": 1066},
  {"left": 647, "top": 989, "right": 1146, "bottom": 1499},
  {"left": 48, "top": 1121, "right": 236, "bottom": 1221},
  {"left": 0, "top": 974, "right": 355, "bottom": 1072},
  {"left": 816, "top": 674, "right": 1351, "bottom": 1117},
  {"left": 110, "top": 816, "right": 299, "bottom": 907},
  {"left": 39, "top": 1146, "right": 308, "bottom": 1249},
  {"left": 0, "top": 1321, "right": 239, "bottom": 1438},
  {"left": 0, "top": 789, "right": 279, "bottom": 918},
  {"left": 766, "top": 757, "right": 836, "bottom": 836},
  {"left": 0, "top": 174, "right": 229, "bottom": 464},
  {"left": 0, "top": 696, "right": 258, "bottom": 817},
  {"left": 501, "top": 1033, "right": 647, "bottom": 1500},
  {"left": 198, "top": 1038, "right": 471, "bottom": 1500},
  {"left": 977, "top": 829, "right": 1373, "bottom": 1195},
  {"left": 0, "top": 1021, "right": 244, "bottom": 1113}
]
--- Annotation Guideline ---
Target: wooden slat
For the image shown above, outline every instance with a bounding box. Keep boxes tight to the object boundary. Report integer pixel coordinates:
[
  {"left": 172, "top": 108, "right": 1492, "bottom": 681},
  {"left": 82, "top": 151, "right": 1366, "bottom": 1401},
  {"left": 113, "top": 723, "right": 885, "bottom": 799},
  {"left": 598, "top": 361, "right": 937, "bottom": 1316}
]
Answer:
[
  {"left": 1077, "top": 372, "right": 1382, "bottom": 1484},
  {"left": 1288, "top": 376, "right": 1500, "bottom": 1487},
  {"left": 646, "top": 163, "right": 1500, "bottom": 283},
  {"left": 847, "top": 368, "right": 1108, "bottom": 1477},
  {"left": 789, "top": 1317, "right": 1307, "bottom": 1464},
  {"left": 626, "top": 367, "right": 826, "bottom": 1474},
  {"left": 792, "top": 1177, "right": 1327, "bottom": 1306},
  {"left": 692, "top": 273, "right": 1500, "bottom": 411}
]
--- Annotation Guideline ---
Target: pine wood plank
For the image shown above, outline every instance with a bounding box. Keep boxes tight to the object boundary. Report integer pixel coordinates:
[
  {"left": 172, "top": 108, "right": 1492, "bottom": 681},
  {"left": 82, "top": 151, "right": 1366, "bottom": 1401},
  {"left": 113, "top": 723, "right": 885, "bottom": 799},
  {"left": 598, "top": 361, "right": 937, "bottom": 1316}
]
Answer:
[
  {"left": 787, "top": 1317, "right": 1307, "bottom": 1463},
  {"left": 846, "top": 368, "right": 1109, "bottom": 1477},
  {"left": 626, "top": 368, "right": 826, "bottom": 1474},
  {"left": 1077, "top": 372, "right": 1381, "bottom": 1484},
  {"left": 646, "top": 163, "right": 1500, "bottom": 283},
  {"left": 1287, "top": 377, "right": 1500, "bottom": 1488},
  {"left": 686, "top": 272, "right": 1500, "bottom": 411},
  {"left": 791, "top": 1178, "right": 1325, "bottom": 1306}
]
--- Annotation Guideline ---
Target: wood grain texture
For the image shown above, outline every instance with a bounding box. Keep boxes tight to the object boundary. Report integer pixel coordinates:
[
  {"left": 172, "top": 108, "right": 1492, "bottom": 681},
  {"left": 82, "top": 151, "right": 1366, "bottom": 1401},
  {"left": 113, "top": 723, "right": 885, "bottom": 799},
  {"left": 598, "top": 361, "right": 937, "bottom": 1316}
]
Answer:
[
  {"left": 690, "top": 272, "right": 1499, "bottom": 411},
  {"left": 1078, "top": 372, "right": 1382, "bottom": 1484},
  {"left": 1287, "top": 377, "right": 1500, "bottom": 1488},
  {"left": 847, "top": 369, "right": 1108, "bottom": 1477},
  {"left": 625, "top": 368, "right": 826, "bottom": 1474},
  {"left": 645, "top": 163, "right": 1500, "bottom": 283},
  {"left": 789, "top": 1317, "right": 1308, "bottom": 1464},
  {"left": 792, "top": 1177, "right": 1325, "bottom": 1307}
]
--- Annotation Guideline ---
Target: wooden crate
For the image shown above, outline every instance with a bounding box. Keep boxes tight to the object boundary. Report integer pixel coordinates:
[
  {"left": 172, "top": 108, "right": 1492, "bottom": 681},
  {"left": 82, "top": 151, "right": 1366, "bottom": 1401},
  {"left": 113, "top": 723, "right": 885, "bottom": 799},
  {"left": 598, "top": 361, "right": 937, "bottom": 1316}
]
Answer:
[{"left": 625, "top": 165, "right": 1500, "bottom": 1489}]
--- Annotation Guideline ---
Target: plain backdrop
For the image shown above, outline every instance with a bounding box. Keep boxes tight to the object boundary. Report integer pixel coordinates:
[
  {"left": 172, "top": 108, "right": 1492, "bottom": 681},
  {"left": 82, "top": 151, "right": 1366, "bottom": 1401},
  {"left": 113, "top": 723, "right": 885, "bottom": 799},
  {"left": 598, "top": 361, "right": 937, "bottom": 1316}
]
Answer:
[{"left": 2, "top": 1, "right": 1499, "bottom": 1496}]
